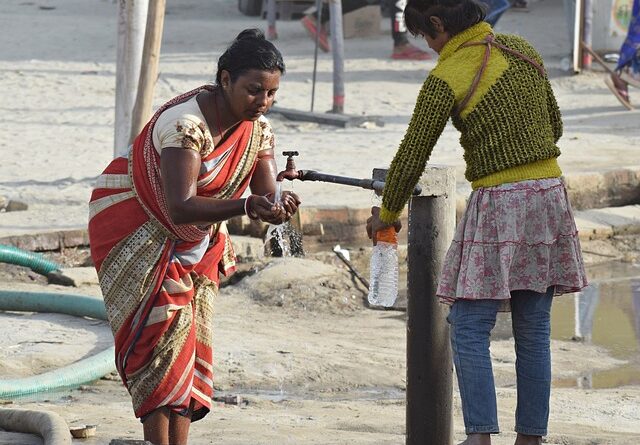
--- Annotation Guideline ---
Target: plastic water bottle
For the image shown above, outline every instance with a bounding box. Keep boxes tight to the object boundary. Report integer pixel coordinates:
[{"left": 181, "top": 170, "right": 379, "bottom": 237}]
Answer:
[{"left": 368, "top": 226, "right": 398, "bottom": 307}]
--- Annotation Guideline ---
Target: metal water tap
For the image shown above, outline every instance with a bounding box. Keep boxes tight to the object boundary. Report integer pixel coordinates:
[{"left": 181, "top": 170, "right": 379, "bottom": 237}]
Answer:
[
  {"left": 276, "top": 151, "right": 301, "bottom": 182},
  {"left": 274, "top": 150, "right": 422, "bottom": 195}
]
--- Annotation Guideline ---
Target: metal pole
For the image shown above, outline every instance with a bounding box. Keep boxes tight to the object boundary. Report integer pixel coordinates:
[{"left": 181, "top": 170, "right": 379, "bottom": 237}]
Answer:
[
  {"left": 582, "top": 0, "right": 593, "bottom": 70},
  {"left": 572, "top": 0, "right": 582, "bottom": 72},
  {"left": 266, "top": 0, "right": 277, "bottom": 40},
  {"left": 406, "top": 166, "right": 455, "bottom": 445},
  {"left": 328, "top": 0, "right": 345, "bottom": 113},
  {"left": 310, "top": 0, "right": 322, "bottom": 112}
]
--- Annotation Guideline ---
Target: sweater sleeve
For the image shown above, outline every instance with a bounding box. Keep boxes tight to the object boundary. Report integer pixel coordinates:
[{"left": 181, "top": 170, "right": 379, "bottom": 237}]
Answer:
[
  {"left": 379, "top": 75, "right": 455, "bottom": 224},
  {"left": 545, "top": 78, "right": 563, "bottom": 143}
]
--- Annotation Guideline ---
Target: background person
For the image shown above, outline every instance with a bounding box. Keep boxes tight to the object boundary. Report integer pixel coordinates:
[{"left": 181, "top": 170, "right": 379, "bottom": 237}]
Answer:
[
  {"left": 366, "top": 1, "right": 587, "bottom": 444},
  {"left": 88, "top": 29, "right": 300, "bottom": 444},
  {"left": 301, "top": 0, "right": 432, "bottom": 60},
  {"left": 605, "top": 0, "right": 640, "bottom": 110}
]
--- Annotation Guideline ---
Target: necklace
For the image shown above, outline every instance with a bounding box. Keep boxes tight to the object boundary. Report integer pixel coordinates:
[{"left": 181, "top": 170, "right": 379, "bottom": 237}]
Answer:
[{"left": 213, "top": 89, "right": 224, "bottom": 141}]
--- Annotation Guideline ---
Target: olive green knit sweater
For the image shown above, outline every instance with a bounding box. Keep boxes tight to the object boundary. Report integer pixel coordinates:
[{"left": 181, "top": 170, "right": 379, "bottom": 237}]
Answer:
[{"left": 379, "top": 22, "right": 563, "bottom": 224}]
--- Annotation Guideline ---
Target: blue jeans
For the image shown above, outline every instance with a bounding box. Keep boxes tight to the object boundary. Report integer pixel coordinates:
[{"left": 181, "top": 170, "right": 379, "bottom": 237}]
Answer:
[{"left": 447, "top": 287, "right": 554, "bottom": 436}]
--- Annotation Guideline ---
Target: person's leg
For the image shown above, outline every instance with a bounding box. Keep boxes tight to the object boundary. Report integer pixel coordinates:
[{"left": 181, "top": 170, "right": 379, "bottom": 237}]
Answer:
[
  {"left": 168, "top": 399, "right": 195, "bottom": 445},
  {"left": 387, "top": 0, "right": 431, "bottom": 59},
  {"left": 605, "top": 72, "right": 633, "bottom": 110},
  {"left": 510, "top": 287, "right": 554, "bottom": 444},
  {"left": 142, "top": 407, "right": 170, "bottom": 445},
  {"left": 389, "top": 0, "right": 408, "bottom": 47},
  {"left": 448, "top": 298, "right": 502, "bottom": 444}
]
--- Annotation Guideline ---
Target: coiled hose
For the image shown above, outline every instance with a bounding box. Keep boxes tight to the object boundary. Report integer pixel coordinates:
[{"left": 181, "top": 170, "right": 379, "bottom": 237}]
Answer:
[
  {"left": 0, "top": 290, "right": 116, "bottom": 399},
  {"left": 0, "top": 244, "right": 74, "bottom": 286},
  {"left": 0, "top": 408, "right": 72, "bottom": 445}
]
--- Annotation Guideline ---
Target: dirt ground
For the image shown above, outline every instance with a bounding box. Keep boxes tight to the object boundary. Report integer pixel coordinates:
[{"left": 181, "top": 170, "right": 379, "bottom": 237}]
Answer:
[{"left": 1, "top": 238, "right": 640, "bottom": 445}]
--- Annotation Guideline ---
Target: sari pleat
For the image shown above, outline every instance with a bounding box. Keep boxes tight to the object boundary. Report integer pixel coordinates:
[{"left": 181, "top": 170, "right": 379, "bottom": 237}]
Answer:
[{"left": 88, "top": 85, "right": 261, "bottom": 421}]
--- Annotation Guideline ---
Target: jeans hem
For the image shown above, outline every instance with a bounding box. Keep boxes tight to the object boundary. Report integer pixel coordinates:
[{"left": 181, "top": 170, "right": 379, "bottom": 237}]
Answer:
[
  {"left": 465, "top": 425, "right": 500, "bottom": 434},
  {"left": 515, "top": 425, "right": 547, "bottom": 436}
]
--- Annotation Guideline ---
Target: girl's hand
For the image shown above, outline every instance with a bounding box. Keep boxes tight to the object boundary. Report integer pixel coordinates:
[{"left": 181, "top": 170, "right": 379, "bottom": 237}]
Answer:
[{"left": 366, "top": 206, "right": 402, "bottom": 246}]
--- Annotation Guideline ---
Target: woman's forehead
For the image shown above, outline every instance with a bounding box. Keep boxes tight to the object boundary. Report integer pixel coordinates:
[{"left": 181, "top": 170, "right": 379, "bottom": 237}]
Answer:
[{"left": 237, "top": 69, "right": 281, "bottom": 85}]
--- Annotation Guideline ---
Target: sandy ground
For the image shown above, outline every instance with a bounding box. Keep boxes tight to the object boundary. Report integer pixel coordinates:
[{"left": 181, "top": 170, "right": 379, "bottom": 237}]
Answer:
[
  {"left": 0, "top": 0, "right": 639, "bottom": 237},
  {"left": 1, "top": 0, "right": 640, "bottom": 443}
]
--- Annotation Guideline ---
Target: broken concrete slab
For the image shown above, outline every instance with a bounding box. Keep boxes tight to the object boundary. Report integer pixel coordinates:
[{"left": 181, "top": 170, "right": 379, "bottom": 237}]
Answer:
[
  {"left": 0, "top": 229, "right": 89, "bottom": 252},
  {"left": 582, "top": 204, "right": 640, "bottom": 236},
  {"left": 564, "top": 166, "right": 640, "bottom": 210}
]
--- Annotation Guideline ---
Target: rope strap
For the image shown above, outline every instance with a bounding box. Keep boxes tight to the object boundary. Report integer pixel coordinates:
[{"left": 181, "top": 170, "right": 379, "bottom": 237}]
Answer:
[{"left": 455, "top": 35, "right": 546, "bottom": 115}]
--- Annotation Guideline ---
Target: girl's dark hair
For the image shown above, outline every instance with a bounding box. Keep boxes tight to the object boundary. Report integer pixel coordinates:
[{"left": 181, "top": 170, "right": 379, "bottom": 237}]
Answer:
[
  {"left": 405, "top": 0, "right": 487, "bottom": 39},
  {"left": 215, "top": 28, "right": 286, "bottom": 85}
]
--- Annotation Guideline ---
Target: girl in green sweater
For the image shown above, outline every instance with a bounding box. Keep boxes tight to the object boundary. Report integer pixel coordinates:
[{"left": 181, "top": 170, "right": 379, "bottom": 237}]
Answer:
[{"left": 366, "top": 1, "right": 588, "bottom": 444}]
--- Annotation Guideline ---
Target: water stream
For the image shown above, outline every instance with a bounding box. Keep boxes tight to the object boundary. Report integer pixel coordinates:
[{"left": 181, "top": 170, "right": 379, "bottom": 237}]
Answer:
[{"left": 264, "top": 182, "right": 304, "bottom": 257}]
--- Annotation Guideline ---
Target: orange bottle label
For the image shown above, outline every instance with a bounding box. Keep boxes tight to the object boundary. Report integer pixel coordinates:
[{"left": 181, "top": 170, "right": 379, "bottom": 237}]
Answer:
[{"left": 376, "top": 226, "right": 397, "bottom": 244}]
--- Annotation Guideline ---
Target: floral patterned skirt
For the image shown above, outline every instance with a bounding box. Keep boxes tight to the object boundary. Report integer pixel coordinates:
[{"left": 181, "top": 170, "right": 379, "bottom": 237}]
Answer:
[{"left": 437, "top": 178, "right": 588, "bottom": 311}]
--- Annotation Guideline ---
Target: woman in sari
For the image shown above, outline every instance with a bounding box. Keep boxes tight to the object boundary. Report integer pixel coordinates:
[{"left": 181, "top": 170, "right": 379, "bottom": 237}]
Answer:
[
  {"left": 88, "top": 29, "right": 300, "bottom": 444},
  {"left": 606, "top": 0, "right": 640, "bottom": 110}
]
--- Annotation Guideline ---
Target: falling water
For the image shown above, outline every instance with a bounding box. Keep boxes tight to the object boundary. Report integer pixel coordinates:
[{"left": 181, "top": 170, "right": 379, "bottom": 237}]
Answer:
[
  {"left": 265, "top": 182, "right": 291, "bottom": 257},
  {"left": 274, "top": 180, "right": 282, "bottom": 204}
]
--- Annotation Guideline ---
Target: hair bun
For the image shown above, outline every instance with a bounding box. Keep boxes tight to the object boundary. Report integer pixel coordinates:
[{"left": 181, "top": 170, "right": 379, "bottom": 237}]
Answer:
[{"left": 235, "top": 28, "right": 265, "bottom": 42}]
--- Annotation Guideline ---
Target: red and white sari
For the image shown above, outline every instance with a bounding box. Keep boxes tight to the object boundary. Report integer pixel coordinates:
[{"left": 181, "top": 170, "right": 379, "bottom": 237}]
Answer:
[{"left": 88, "top": 85, "right": 262, "bottom": 421}]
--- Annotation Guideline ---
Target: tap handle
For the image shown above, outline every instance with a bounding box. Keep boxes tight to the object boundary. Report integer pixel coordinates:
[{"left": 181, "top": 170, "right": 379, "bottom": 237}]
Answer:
[{"left": 282, "top": 151, "right": 299, "bottom": 158}]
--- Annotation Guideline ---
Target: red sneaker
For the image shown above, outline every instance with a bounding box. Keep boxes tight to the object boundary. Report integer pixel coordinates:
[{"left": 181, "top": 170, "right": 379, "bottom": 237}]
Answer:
[
  {"left": 391, "top": 44, "right": 432, "bottom": 61},
  {"left": 301, "top": 15, "right": 330, "bottom": 53}
]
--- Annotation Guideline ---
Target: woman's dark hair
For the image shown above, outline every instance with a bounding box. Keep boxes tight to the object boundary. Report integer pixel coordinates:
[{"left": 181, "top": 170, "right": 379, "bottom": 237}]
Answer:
[
  {"left": 215, "top": 28, "right": 286, "bottom": 85},
  {"left": 405, "top": 0, "right": 486, "bottom": 39}
]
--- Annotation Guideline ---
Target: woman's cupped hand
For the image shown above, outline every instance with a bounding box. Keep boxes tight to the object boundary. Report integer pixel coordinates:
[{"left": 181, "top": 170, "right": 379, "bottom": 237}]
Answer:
[{"left": 251, "top": 191, "right": 301, "bottom": 225}]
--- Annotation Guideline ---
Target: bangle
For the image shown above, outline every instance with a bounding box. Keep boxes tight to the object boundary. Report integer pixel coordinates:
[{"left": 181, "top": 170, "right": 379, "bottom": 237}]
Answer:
[{"left": 244, "top": 195, "right": 259, "bottom": 220}]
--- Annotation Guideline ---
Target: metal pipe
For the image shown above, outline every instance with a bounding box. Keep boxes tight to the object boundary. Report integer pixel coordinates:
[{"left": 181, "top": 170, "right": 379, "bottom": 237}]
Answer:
[
  {"left": 298, "top": 170, "right": 422, "bottom": 196},
  {"left": 328, "top": 0, "right": 345, "bottom": 113}
]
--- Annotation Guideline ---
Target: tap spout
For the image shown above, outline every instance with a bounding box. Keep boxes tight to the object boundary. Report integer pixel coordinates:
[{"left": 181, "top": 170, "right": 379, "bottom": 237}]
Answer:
[{"left": 276, "top": 151, "right": 301, "bottom": 182}]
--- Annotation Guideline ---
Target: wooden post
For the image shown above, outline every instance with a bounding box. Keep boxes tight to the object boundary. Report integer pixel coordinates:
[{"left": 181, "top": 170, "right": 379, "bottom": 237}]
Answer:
[
  {"left": 115, "top": 0, "right": 148, "bottom": 157},
  {"left": 328, "top": 0, "right": 345, "bottom": 113},
  {"left": 130, "top": 0, "right": 166, "bottom": 143},
  {"left": 374, "top": 165, "right": 455, "bottom": 445}
]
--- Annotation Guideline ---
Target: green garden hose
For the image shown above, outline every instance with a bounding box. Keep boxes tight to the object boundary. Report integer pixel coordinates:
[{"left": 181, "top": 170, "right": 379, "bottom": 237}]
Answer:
[
  {"left": 0, "top": 244, "right": 75, "bottom": 286},
  {"left": 0, "top": 290, "right": 116, "bottom": 399},
  {"left": 0, "top": 245, "right": 61, "bottom": 275}
]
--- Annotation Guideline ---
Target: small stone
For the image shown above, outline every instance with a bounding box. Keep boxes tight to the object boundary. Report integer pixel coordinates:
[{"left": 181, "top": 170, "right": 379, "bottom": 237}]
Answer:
[{"left": 6, "top": 200, "right": 28, "bottom": 212}]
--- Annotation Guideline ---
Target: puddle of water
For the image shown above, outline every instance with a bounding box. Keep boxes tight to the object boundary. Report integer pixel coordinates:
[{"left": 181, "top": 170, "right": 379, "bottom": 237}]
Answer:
[
  {"left": 550, "top": 266, "right": 640, "bottom": 389},
  {"left": 492, "top": 262, "right": 640, "bottom": 389},
  {"left": 552, "top": 262, "right": 640, "bottom": 389}
]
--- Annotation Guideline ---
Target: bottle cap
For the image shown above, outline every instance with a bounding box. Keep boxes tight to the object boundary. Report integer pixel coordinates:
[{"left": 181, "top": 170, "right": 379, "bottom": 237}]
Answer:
[{"left": 376, "top": 226, "right": 397, "bottom": 244}]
